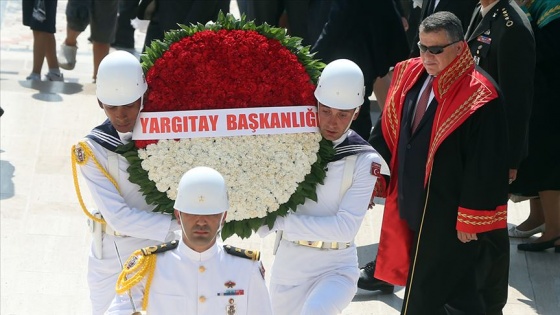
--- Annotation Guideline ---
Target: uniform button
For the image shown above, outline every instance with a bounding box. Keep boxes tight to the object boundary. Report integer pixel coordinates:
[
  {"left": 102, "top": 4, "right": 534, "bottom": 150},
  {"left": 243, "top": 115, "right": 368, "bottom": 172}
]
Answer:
[
  {"left": 406, "top": 144, "right": 411, "bottom": 149},
  {"left": 199, "top": 296, "right": 206, "bottom": 303},
  {"left": 199, "top": 265, "right": 206, "bottom": 273}
]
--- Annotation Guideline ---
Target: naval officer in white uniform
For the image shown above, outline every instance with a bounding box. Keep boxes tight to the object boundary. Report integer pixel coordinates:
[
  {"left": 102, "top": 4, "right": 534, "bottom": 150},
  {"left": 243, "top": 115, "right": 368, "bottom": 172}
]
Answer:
[
  {"left": 72, "top": 51, "right": 180, "bottom": 315},
  {"left": 259, "top": 59, "right": 383, "bottom": 315},
  {"left": 107, "top": 166, "right": 273, "bottom": 315}
]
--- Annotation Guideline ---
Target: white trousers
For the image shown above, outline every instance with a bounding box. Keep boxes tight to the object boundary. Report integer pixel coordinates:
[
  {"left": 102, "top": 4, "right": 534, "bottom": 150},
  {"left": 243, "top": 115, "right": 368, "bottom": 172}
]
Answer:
[
  {"left": 270, "top": 272, "right": 357, "bottom": 315},
  {"left": 87, "top": 234, "right": 160, "bottom": 315}
]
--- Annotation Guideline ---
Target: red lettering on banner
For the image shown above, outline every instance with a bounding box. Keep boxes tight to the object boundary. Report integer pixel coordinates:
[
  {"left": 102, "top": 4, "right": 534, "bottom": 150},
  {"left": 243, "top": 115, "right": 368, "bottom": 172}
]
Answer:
[
  {"left": 226, "top": 115, "right": 237, "bottom": 130},
  {"left": 171, "top": 117, "right": 182, "bottom": 133},
  {"left": 183, "top": 116, "right": 189, "bottom": 132},
  {"left": 187, "top": 116, "right": 197, "bottom": 132},
  {"left": 140, "top": 117, "right": 149, "bottom": 133},
  {"left": 280, "top": 112, "right": 291, "bottom": 128},
  {"left": 238, "top": 114, "right": 248, "bottom": 130},
  {"left": 137, "top": 107, "right": 317, "bottom": 138},
  {"left": 248, "top": 113, "right": 258, "bottom": 132},
  {"left": 150, "top": 118, "right": 160, "bottom": 133},
  {"left": 306, "top": 110, "right": 317, "bottom": 127},
  {"left": 209, "top": 115, "right": 218, "bottom": 131},
  {"left": 160, "top": 117, "right": 171, "bottom": 133},
  {"left": 292, "top": 112, "right": 301, "bottom": 128},
  {"left": 270, "top": 113, "right": 280, "bottom": 128},
  {"left": 199, "top": 116, "right": 209, "bottom": 131},
  {"left": 259, "top": 113, "right": 271, "bottom": 129}
]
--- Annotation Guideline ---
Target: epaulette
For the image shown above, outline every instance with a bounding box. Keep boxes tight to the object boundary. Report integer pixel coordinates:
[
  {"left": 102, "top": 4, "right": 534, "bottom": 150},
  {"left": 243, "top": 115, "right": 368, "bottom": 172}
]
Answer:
[
  {"left": 116, "top": 241, "right": 179, "bottom": 310},
  {"left": 223, "top": 245, "right": 261, "bottom": 261},
  {"left": 140, "top": 240, "right": 179, "bottom": 256},
  {"left": 501, "top": 7, "right": 514, "bottom": 27},
  {"left": 122, "top": 240, "right": 179, "bottom": 270}
]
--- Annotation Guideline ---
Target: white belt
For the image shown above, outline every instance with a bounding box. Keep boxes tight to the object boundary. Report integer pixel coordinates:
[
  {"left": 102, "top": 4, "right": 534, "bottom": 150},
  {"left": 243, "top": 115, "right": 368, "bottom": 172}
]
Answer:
[
  {"left": 102, "top": 224, "right": 128, "bottom": 237},
  {"left": 293, "top": 240, "right": 351, "bottom": 250},
  {"left": 289, "top": 239, "right": 351, "bottom": 250}
]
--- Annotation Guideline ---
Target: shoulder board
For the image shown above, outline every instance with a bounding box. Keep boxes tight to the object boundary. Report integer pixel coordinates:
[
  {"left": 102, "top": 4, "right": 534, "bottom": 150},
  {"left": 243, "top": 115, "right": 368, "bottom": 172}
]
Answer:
[
  {"left": 223, "top": 245, "right": 260, "bottom": 261},
  {"left": 140, "top": 240, "right": 179, "bottom": 256}
]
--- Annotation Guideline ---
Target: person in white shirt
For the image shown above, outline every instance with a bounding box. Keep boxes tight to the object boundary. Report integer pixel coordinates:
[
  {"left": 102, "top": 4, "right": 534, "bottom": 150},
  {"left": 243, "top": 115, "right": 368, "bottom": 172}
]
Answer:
[
  {"left": 107, "top": 166, "right": 273, "bottom": 315},
  {"left": 259, "top": 59, "right": 383, "bottom": 315},
  {"left": 71, "top": 51, "right": 179, "bottom": 315}
]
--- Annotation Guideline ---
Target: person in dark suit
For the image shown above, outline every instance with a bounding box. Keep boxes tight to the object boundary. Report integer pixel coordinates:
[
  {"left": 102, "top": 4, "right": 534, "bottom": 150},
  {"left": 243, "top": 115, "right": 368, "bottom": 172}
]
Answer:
[
  {"left": 369, "top": 11, "right": 509, "bottom": 314},
  {"left": 311, "top": 0, "right": 409, "bottom": 140},
  {"left": 245, "top": 0, "right": 326, "bottom": 46},
  {"left": 464, "top": 1, "right": 535, "bottom": 314},
  {"left": 143, "top": 0, "right": 230, "bottom": 49},
  {"left": 409, "top": 0, "right": 478, "bottom": 57}
]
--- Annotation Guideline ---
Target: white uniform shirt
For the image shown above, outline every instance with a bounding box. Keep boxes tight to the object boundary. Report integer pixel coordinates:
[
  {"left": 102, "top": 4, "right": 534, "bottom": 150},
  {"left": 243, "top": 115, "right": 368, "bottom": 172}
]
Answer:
[
  {"left": 271, "top": 130, "right": 381, "bottom": 286},
  {"left": 80, "top": 138, "right": 178, "bottom": 240},
  {"left": 106, "top": 241, "right": 273, "bottom": 315}
]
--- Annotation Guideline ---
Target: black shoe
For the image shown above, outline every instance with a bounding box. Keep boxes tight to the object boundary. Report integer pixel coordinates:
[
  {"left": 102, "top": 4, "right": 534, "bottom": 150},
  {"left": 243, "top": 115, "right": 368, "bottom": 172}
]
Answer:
[
  {"left": 357, "top": 261, "right": 395, "bottom": 293},
  {"left": 517, "top": 236, "right": 560, "bottom": 252}
]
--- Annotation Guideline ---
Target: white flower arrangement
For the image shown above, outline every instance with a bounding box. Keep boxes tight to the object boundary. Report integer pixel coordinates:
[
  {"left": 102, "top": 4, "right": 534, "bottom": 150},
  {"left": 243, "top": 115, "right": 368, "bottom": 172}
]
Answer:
[{"left": 137, "top": 132, "right": 322, "bottom": 221}]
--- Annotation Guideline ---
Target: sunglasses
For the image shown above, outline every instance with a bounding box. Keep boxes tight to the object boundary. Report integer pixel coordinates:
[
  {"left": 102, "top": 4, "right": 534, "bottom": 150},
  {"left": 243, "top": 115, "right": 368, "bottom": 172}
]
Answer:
[{"left": 417, "top": 40, "right": 461, "bottom": 55}]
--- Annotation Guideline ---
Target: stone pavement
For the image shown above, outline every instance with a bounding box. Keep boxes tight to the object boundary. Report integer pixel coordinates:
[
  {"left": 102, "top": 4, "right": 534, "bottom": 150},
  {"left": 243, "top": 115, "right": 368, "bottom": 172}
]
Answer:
[{"left": 1, "top": 1, "right": 558, "bottom": 314}]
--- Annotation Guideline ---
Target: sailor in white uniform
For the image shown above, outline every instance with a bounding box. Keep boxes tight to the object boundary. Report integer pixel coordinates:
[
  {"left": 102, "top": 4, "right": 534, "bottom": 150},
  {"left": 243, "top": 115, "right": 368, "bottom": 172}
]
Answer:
[
  {"left": 259, "top": 59, "right": 383, "bottom": 315},
  {"left": 71, "top": 51, "right": 179, "bottom": 315},
  {"left": 107, "top": 166, "right": 273, "bottom": 315}
]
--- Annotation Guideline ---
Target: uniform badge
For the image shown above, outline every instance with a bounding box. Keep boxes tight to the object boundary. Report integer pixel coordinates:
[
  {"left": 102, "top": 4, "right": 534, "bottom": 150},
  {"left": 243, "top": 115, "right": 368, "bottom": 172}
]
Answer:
[
  {"left": 225, "top": 280, "right": 236, "bottom": 288},
  {"left": 227, "top": 298, "right": 236, "bottom": 315},
  {"left": 74, "top": 146, "right": 85, "bottom": 163},
  {"left": 217, "top": 289, "right": 244, "bottom": 296},
  {"left": 125, "top": 255, "right": 139, "bottom": 269},
  {"left": 477, "top": 35, "right": 492, "bottom": 44},
  {"left": 370, "top": 162, "right": 381, "bottom": 177}
]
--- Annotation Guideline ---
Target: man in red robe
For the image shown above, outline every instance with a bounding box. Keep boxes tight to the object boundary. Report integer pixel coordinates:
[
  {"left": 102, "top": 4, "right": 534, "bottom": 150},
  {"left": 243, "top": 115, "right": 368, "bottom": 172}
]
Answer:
[{"left": 369, "top": 11, "right": 509, "bottom": 314}]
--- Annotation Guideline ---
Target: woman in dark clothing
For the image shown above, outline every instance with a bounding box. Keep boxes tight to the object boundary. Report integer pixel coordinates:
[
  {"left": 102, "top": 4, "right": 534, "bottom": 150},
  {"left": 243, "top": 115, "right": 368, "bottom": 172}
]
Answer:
[{"left": 509, "top": 0, "right": 560, "bottom": 253}]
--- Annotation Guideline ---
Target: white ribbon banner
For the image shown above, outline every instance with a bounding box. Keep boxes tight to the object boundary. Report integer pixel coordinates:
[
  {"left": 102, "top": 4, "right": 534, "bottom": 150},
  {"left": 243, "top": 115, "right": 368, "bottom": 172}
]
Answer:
[{"left": 132, "top": 106, "right": 319, "bottom": 140}]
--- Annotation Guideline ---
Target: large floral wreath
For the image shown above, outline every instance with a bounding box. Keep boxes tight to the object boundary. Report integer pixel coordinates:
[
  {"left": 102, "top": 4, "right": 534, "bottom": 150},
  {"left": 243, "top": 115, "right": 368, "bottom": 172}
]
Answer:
[{"left": 119, "top": 13, "right": 334, "bottom": 239}]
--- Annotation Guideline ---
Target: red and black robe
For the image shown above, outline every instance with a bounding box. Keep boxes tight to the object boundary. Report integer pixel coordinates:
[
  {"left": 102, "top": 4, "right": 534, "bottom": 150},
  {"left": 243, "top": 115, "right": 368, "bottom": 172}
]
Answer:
[{"left": 369, "top": 45, "right": 509, "bottom": 314}]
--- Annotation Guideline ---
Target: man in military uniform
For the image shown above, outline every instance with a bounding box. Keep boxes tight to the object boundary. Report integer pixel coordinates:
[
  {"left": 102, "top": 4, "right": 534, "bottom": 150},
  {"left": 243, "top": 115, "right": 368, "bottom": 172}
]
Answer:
[
  {"left": 258, "top": 59, "right": 384, "bottom": 315},
  {"left": 465, "top": 1, "right": 535, "bottom": 314},
  {"left": 71, "top": 51, "right": 180, "bottom": 314},
  {"left": 107, "top": 167, "right": 273, "bottom": 314}
]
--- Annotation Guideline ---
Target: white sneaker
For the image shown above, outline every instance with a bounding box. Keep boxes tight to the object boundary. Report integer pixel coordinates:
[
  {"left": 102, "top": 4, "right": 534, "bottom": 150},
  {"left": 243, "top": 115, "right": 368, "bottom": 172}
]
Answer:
[
  {"left": 26, "top": 73, "right": 41, "bottom": 81},
  {"left": 58, "top": 43, "right": 77, "bottom": 70},
  {"left": 45, "top": 72, "right": 64, "bottom": 82}
]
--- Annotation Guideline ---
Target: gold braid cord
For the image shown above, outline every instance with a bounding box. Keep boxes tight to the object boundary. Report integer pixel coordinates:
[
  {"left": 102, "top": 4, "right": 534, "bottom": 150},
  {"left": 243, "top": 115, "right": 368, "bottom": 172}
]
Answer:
[
  {"left": 115, "top": 250, "right": 158, "bottom": 311},
  {"left": 71, "top": 141, "right": 121, "bottom": 224}
]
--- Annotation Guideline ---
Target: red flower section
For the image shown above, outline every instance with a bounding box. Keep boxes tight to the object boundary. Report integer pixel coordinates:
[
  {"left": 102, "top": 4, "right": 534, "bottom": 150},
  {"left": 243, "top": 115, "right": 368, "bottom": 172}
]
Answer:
[{"left": 137, "top": 29, "right": 316, "bottom": 149}]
